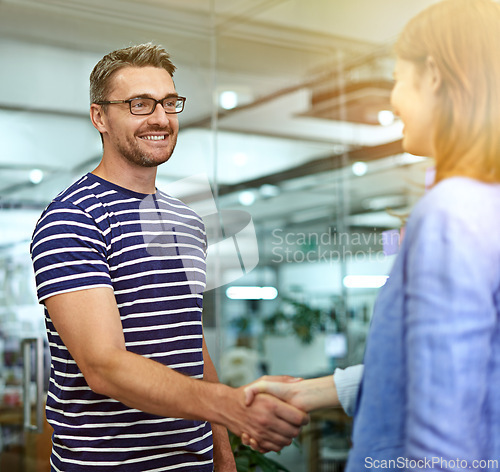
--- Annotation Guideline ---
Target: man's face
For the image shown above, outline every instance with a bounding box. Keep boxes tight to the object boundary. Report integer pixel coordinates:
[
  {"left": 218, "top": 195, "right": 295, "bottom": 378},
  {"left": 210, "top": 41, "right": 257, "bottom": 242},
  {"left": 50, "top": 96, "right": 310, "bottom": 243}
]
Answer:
[{"left": 99, "top": 66, "right": 180, "bottom": 168}]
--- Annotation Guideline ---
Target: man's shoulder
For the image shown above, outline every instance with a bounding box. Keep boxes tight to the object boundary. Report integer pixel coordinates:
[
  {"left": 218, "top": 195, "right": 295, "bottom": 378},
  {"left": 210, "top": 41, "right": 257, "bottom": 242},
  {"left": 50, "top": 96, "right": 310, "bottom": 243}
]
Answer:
[
  {"left": 42, "top": 173, "right": 135, "bottom": 221},
  {"left": 33, "top": 174, "right": 109, "bottom": 239},
  {"left": 155, "top": 190, "right": 204, "bottom": 223},
  {"left": 51, "top": 173, "right": 104, "bottom": 208}
]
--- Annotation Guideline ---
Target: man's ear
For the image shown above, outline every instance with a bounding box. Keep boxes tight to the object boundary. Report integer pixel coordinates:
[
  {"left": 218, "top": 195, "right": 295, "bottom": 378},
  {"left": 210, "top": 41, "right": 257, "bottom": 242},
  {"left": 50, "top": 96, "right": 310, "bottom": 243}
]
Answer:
[
  {"left": 426, "top": 56, "right": 442, "bottom": 93},
  {"left": 90, "top": 104, "right": 108, "bottom": 135}
]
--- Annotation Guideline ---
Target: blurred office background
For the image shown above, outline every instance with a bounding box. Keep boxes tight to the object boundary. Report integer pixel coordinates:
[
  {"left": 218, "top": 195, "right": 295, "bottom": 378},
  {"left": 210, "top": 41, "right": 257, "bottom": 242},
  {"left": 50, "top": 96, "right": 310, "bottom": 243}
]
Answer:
[{"left": 0, "top": 0, "right": 438, "bottom": 470}]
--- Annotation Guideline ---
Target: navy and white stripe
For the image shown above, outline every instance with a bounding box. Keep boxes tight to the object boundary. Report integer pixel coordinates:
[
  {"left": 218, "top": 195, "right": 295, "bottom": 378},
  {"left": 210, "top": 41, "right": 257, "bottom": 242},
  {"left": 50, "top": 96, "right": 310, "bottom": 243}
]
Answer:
[{"left": 31, "top": 173, "right": 213, "bottom": 471}]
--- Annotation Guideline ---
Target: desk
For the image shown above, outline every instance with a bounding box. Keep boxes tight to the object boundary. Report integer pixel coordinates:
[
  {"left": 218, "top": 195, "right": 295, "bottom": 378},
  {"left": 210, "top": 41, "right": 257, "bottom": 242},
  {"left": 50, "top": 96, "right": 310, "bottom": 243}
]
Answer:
[
  {"left": 0, "top": 404, "right": 23, "bottom": 425},
  {"left": 0, "top": 403, "right": 52, "bottom": 472}
]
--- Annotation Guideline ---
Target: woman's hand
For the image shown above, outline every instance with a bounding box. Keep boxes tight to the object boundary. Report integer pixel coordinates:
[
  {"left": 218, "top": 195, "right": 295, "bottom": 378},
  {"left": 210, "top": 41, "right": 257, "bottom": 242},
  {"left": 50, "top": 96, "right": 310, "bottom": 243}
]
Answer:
[
  {"left": 244, "top": 375, "right": 304, "bottom": 409},
  {"left": 245, "top": 375, "right": 339, "bottom": 413}
]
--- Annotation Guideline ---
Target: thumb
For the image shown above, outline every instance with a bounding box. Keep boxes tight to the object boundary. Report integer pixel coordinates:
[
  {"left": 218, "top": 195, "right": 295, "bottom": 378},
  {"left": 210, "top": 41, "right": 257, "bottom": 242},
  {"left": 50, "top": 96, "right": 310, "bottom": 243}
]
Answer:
[{"left": 243, "top": 380, "right": 269, "bottom": 406}]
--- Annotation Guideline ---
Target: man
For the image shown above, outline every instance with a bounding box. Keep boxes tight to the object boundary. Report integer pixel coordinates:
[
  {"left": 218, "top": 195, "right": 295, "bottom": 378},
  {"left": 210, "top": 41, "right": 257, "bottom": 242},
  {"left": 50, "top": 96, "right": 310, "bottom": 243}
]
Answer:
[{"left": 30, "top": 43, "right": 307, "bottom": 472}]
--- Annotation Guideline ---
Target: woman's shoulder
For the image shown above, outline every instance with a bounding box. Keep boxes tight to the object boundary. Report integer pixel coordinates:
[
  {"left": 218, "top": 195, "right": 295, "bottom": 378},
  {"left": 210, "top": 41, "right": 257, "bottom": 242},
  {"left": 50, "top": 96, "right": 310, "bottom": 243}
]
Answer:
[{"left": 412, "top": 177, "right": 500, "bottom": 222}]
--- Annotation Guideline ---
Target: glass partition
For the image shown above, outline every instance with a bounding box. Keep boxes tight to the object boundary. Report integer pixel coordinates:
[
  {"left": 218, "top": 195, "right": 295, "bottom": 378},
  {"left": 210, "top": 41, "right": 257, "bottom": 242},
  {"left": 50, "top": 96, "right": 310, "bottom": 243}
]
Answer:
[{"left": 0, "top": 2, "right": 433, "bottom": 470}]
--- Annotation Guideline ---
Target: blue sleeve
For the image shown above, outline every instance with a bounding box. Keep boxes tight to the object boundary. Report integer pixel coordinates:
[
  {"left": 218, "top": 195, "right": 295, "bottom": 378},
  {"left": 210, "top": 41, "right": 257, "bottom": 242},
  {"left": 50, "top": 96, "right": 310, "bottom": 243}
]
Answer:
[
  {"left": 404, "top": 199, "right": 497, "bottom": 466},
  {"left": 334, "top": 364, "right": 364, "bottom": 416},
  {"left": 30, "top": 201, "right": 112, "bottom": 303}
]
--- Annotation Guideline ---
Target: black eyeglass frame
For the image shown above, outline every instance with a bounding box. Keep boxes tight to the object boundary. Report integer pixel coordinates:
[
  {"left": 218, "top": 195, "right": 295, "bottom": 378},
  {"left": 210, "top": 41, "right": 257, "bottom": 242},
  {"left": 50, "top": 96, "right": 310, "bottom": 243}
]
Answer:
[{"left": 95, "top": 96, "right": 186, "bottom": 115}]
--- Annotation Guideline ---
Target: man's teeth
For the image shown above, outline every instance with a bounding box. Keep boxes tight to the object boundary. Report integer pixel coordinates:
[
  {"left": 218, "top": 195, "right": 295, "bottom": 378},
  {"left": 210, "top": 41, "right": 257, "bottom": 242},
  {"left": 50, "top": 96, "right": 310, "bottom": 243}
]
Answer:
[{"left": 142, "top": 135, "right": 165, "bottom": 141}]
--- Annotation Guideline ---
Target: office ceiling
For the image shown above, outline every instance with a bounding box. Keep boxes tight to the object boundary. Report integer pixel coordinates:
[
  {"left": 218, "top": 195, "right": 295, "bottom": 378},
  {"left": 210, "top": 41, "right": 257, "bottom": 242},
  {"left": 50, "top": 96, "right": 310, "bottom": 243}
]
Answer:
[{"left": 0, "top": 0, "right": 438, "bottom": 246}]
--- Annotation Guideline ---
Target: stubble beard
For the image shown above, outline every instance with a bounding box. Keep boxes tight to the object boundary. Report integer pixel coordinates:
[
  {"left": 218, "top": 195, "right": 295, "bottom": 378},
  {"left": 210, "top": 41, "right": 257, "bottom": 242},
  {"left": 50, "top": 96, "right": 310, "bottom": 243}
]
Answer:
[{"left": 117, "top": 129, "right": 178, "bottom": 168}]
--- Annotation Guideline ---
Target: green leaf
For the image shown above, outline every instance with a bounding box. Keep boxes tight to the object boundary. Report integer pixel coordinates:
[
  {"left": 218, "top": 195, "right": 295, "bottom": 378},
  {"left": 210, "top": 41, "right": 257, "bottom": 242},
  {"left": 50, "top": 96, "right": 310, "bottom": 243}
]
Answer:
[
  {"left": 229, "top": 431, "right": 292, "bottom": 472},
  {"left": 253, "top": 453, "right": 291, "bottom": 472},
  {"left": 234, "top": 455, "right": 251, "bottom": 472}
]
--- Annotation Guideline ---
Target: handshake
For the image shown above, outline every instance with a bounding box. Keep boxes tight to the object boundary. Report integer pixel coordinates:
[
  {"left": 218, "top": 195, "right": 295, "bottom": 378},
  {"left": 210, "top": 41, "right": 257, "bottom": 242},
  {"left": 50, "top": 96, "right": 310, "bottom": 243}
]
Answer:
[{"left": 229, "top": 374, "right": 341, "bottom": 453}]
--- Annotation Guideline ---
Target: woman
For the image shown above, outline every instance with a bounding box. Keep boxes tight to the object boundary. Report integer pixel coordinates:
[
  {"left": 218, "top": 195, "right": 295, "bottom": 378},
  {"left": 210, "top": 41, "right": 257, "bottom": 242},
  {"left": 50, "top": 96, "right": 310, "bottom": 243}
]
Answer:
[{"left": 245, "top": 1, "right": 500, "bottom": 470}]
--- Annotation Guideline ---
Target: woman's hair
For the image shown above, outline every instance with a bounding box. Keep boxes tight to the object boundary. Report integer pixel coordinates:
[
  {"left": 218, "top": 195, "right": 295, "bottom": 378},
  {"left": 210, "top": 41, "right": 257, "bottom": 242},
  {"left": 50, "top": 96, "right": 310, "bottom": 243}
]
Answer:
[
  {"left": 89, "top": 43, "right": 176, "bottom": 105},
  {"left": 395, "top": 0, "right": 500, "bottom": 184}
]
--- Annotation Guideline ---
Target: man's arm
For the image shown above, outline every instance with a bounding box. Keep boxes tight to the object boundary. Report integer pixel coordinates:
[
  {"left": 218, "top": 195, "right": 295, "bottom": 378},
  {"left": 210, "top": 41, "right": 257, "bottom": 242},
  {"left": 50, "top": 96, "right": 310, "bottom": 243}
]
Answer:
[
  {"left": 45, "top": 287, "right": 308, "bottom": 452},
  {"left": 202, "top": 335, "right": 236, "bottom": 471}
]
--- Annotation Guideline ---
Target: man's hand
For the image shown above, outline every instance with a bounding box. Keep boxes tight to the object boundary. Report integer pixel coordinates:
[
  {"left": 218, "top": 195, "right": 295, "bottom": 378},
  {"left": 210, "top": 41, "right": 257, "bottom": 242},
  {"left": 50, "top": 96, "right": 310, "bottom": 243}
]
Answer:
[
  {"left": 239, "top": 375, "right": 306, "bottom": 452},
  {"left": 241, "top": 375, "right": 339, "bottom": 452},
  {"left": 220, "top": 385, "right": 309, "bottom": 453}
]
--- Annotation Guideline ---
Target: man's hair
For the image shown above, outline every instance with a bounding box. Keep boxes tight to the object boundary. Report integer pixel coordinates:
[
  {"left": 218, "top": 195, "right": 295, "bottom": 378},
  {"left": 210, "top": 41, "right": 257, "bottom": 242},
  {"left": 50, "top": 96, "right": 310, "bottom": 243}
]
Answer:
[
  {"left": 395, "top": 0, "right": 500, "bottom": 184},
  {"left": 90, "top": 43, "right": 176, "bottom": 104}
]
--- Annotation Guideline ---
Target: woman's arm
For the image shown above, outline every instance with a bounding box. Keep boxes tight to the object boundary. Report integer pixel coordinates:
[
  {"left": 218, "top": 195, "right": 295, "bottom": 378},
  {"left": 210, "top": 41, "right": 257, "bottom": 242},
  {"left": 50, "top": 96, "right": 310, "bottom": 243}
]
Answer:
[
  {"left": 404, "top": 188, "right": 496, "bottom": 465},
  {"left": 244, "top": 364, "right": 363, "bottom": 414}
]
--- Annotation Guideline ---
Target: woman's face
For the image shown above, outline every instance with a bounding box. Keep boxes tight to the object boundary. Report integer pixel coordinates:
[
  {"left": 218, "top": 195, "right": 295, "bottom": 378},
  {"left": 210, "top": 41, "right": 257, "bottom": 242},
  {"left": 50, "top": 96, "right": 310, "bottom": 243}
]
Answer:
[{"left": 390, "top": 58, "right": 438, "bottom": 158}]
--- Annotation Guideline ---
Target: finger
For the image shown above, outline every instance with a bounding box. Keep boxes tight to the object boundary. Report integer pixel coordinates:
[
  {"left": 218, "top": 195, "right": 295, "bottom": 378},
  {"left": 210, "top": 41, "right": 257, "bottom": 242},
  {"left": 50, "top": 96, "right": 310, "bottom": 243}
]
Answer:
[
  {"left": 244, "top": 380, "right": 268, "bottom": 406},
  {"left": 243, "top": 386, "right": 256, "bottom": 406},
  {"left": 268, "top": 417, "right": 303, "bottom": 442},
  {"left": 249, "top": 438, "right": 267, "bottom": 453},
  {"left": 243, "top": 394, "right": 306, "bottom": 451},
  {"left": 246, "top": 380, "right": 291, "bottom": 405},
  {"left": 244, "top": 376, "right": 304, "bottom": 406},
  {"left": 256, "top": 433, "right": 293, "bottom": 452},
  {"left": 261, "top": 375, "right": 303, "bottom": 383},
  {"left": 269, "top": 395, "right": 309, "bottom": 427},
  {"left": 284, "top": 376, "right": 303, "bottom": 383},
  {"left": 255, "top": 410, "right": 303, "bottom": 445},
  {"left": 241, "top": 433, "right": 251, "bottom": 446},
  {"left": 246, "top": 412, "right": 298, "bottom": 449},
  {"left": 242, "top": 432, "right": 267, "bottom": 454}
]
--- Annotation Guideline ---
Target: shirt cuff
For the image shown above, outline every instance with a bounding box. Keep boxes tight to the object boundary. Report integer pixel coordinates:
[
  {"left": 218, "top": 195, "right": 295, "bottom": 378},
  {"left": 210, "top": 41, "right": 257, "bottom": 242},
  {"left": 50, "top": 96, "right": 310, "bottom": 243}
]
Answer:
[{"left": 334, "top": 364, "right": 364, "bottom": 416}]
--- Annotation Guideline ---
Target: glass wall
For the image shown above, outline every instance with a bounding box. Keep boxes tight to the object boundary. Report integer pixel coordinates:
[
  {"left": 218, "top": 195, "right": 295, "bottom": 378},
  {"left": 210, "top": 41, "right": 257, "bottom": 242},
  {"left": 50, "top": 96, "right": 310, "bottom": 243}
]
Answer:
[{"left": 0, "top": 1, "right": 434, "bottom": 470}]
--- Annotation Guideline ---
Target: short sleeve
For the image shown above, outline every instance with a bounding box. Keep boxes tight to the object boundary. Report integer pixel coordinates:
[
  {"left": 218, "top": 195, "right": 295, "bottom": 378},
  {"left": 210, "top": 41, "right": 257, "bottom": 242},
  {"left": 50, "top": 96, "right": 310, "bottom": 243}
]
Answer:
[{"left": 30, "top": 201, "right": 112, "bottom": 303}]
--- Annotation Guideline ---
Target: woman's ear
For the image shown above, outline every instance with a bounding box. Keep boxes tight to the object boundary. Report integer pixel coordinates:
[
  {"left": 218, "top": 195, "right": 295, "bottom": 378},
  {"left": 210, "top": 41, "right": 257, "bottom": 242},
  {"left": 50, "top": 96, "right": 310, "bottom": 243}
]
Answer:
[
  {"left": 426, "top": 56, "right": 442, "bottom": 93},
  {"left": 90, "top": 104, "right": 108, "bottom": 135}
]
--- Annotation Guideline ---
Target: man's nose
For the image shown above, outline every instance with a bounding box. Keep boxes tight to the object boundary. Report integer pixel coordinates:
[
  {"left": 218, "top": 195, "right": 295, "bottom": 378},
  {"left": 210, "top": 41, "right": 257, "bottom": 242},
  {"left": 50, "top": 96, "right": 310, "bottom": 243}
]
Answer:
[{"left": 147, "top": 102, "right": 171, "bottom": 125}]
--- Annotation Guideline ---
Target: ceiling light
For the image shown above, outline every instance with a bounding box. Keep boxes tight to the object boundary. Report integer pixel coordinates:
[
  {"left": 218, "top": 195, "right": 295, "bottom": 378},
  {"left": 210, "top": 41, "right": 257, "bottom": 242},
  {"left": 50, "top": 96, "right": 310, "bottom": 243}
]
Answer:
[
  {"left": 333, "top": 144, "right": 348, "bottom": 155},
  {"left": 393, "top": 153, "right": 428, "bottom": 165},
  {"left": 351, "top": 161, "right": 368, "bottom": 176},
  {"left": 233, "top": 152, "right": 248, "bottom": 167},
  {"left": 362, "top": 194, "right": 406, "bottom": 211},
  {"left": 219, "top": 90, "right": 238, "bottom": 110},
  {"left": 377, "top": 110, "right": 395, "bottom": 126},
  {"left": 226, "top": 286, "right": 278, "bottom": 300},
  {"left": 29, "top": 169, "right": 44, "bottom": 184},
  {"left": 343, "top": 275, "right": 388, "bottom": 289},
  {"left": 259, "top": 184, "right": 280, "bottom": 198},
  {"left": 238, "top": 190, "right": 256, "bottom": 206}
]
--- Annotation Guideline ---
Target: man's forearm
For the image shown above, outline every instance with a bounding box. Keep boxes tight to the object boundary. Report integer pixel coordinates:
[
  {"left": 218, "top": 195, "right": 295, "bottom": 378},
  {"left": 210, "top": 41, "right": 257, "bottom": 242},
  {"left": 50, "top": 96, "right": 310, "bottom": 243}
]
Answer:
[
  {"left": 202, "top": 337, "right": 236, "bottom": 471},
  {"left": 44, "top": 288, "right": 306, "bottom": 451},
  {"left": 83, "top": 347, "right": 306, "bottom": 452},
  {"left": 85, "top": 344, "right": 234, "bottom": 423}
]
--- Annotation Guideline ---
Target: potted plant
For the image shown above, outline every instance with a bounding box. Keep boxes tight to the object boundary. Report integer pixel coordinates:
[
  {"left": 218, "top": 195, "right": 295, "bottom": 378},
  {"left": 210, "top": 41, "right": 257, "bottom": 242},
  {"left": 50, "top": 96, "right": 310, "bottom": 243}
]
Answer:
[
  {"left": 230, "top": 432, "right": 292, "bottom": 472},
  {"left": 263, "top": 297, "right": 325, "bottom": 345}
]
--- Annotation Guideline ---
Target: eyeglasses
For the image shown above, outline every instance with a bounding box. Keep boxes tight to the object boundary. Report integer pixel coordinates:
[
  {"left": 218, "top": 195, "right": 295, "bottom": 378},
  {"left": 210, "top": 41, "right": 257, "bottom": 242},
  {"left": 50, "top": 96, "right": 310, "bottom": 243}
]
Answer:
[{"left": 95, "top": 96, "right": 186, "bottom": 115}]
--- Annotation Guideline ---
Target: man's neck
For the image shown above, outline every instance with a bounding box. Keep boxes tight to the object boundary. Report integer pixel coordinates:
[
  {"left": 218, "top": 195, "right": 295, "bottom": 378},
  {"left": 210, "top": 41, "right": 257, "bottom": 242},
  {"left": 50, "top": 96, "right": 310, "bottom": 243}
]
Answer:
[{"left": 92, "top": 158, "right": 157, "bottom": 194}]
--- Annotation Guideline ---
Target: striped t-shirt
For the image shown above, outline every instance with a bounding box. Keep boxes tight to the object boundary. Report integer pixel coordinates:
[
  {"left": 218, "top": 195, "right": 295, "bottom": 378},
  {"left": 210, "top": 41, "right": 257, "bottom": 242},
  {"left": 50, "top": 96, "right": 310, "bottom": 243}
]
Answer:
[{"left": 30, "top": 173, "right": 214, "bottom": 472}]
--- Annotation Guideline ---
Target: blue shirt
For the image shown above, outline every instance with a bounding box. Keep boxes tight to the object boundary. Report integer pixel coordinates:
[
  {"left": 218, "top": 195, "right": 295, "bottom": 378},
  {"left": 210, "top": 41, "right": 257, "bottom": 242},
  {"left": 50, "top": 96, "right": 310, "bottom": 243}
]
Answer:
[{"left": 347, "top": 177, "right": 500, "bottom": 472}]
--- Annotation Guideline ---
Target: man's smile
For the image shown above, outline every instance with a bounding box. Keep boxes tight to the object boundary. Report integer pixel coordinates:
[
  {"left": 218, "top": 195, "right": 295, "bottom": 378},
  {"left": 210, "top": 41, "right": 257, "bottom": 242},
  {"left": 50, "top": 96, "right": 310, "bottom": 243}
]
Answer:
[{"left": 139, "top": 135, "right": 167, "bottom": 141}]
